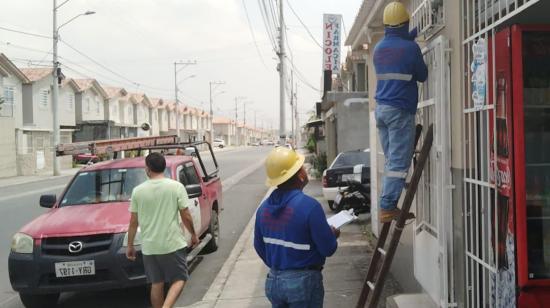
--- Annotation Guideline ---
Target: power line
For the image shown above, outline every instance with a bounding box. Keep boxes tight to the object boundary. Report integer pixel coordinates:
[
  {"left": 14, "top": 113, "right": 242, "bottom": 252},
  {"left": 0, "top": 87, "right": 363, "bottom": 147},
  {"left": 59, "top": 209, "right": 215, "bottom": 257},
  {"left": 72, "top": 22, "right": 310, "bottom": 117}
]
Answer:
[
  {"left": 285, "top": 0, "right": 322, "bottom": 49},
  {"left": 242, "top": 0, "right": 269, "bottom": 70},
  {"left": 258, "top": 0, "right": 279, "bottom": 53},
  {"left": 0, "top": 26, "right": 51, "bottom": 39},
  {"left": 59, "top": 38, "right": 172, "bottom": 92}
]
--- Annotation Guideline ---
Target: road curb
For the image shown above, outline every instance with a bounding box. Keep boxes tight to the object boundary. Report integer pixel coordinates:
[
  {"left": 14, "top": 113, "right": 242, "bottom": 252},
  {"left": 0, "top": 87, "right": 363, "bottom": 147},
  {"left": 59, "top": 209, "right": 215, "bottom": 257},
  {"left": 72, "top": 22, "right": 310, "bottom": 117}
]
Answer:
[{"left": 179, "top": 187, "right": 274, "bottom": 308}]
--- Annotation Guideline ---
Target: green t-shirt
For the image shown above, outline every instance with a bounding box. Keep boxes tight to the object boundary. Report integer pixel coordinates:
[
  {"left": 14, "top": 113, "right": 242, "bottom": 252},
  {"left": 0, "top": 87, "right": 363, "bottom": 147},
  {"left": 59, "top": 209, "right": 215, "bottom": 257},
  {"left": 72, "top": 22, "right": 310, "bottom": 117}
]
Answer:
[{"left": 130, "top": 177, "right": 189, "bottom": 255}]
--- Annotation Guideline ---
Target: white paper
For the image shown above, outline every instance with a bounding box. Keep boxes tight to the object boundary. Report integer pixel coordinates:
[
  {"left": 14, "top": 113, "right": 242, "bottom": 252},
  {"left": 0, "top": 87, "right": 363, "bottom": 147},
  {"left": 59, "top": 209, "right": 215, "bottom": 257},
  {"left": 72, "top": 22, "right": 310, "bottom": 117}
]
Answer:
[{"left": 327, "top": 209, "right": 357, "bottom": 229}]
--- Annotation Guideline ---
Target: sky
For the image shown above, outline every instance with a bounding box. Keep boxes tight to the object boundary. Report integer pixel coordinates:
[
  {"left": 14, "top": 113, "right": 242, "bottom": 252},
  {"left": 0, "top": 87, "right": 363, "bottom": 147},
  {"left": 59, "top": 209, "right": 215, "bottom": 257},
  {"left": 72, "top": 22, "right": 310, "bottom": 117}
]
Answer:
[{"left": 0, "top": 0, "right": 363, "bottom": 133}]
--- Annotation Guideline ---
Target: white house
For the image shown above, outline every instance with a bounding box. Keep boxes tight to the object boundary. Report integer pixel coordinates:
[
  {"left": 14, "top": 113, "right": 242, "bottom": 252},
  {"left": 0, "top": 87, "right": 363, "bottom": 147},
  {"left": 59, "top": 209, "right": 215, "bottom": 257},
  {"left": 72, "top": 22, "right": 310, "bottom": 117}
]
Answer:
[
  {"left": 149, "top": 98, "right": 162, "bottom": 136},
  {"left": 59, "top": 78, "right": 80, "bottom": 129},
  {"left": 129, "top": 93, "right": 151, "bottom": 136},
  {"left": 0, "top": 54, "right": 29, "bottom": 177},
  {"left": 157, "top": 100, "right": 169, "bottom": 134},
  {"left": 72, "top": 79, "right": 110, "bottom": 141},
  {"left": 18, "top": 67, "right": 71, "bottom": 174}
]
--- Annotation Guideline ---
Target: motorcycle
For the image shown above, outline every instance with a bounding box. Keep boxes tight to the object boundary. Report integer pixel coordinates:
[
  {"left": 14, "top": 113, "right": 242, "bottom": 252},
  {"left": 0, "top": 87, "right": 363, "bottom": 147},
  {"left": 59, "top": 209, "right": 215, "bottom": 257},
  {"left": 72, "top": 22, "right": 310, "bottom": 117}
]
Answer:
[{"left": 333, "top": 180, "right": 371, "bottom": 215}]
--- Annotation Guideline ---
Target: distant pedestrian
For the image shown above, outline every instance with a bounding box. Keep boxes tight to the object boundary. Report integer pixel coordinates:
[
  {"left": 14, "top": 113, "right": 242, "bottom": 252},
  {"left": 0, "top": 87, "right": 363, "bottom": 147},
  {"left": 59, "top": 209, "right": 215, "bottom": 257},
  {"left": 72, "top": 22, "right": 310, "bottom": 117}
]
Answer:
[
  {"left": 373, "top": 2, "right": 428, "bottom": 223},
  {"left": 126, "top": 152, "right": 199, "bottom": 308},
  {"left": 254, "top": 147, "right": 339, "bottom": 308}
]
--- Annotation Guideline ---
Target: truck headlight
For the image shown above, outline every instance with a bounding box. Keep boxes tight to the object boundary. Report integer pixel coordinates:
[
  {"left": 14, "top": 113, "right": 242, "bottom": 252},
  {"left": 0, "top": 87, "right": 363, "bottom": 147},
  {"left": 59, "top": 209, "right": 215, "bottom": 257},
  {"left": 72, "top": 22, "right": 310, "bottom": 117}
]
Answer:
[
  {"left": 123, "top": 227, "right": 142, "bottom": 247},
  {"left": 11, "top": 233, "right": 33, "bottom": 254}
]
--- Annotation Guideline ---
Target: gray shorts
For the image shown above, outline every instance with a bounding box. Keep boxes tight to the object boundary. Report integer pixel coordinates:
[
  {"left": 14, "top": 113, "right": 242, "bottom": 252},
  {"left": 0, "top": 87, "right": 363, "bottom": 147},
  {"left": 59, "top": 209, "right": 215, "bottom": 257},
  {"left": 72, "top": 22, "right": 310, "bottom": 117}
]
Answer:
[{"left": 143, "top": 248, "right": 189, "bottom": 283}]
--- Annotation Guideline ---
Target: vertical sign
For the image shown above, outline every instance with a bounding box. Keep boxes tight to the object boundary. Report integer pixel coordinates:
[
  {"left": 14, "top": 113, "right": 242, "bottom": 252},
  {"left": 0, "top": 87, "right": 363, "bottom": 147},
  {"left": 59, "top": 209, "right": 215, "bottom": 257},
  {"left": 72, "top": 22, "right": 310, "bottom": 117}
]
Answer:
[{"left": 323, "top": 14, "right": 342, "bottom": 74}]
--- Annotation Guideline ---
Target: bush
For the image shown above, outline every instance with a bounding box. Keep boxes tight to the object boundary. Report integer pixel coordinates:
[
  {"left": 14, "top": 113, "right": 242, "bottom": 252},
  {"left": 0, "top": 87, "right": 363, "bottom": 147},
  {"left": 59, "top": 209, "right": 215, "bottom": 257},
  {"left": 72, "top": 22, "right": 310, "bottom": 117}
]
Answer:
[
  {"left": 311, "top": 152, "right": 327, "bottom": 179},
  {"left": 305, "top": 137, "right": 316, "bottom": 153}
]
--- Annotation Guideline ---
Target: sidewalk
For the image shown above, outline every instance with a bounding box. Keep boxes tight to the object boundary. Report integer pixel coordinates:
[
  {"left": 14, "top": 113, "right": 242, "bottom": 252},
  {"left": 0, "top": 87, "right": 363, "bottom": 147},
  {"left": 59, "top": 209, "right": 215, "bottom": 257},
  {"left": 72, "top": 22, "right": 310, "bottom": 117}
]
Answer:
[
  {"left": 182, "top": 179, "right": 401, "bottom": 308},
  {"left": 0, "top": 167, "right": 80, "bottom": 188}
]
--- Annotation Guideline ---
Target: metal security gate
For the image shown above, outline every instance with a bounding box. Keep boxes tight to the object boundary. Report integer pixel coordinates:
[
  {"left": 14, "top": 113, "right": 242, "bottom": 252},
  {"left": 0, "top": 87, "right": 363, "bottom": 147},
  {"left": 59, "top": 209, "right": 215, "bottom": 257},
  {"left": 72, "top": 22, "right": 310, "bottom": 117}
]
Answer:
[
  {"left": 462, "top": 1, "right": 540, "bottom": 307},
  {"left": 414, "top": 35, "right": 454, "bottom": 307}
]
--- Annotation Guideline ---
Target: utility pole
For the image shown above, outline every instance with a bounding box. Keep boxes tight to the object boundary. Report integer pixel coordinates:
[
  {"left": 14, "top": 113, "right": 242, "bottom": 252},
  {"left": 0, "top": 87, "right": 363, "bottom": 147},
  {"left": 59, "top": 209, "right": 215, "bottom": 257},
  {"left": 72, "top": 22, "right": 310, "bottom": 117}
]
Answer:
[
  {"left": 278, "top": 0, "right": 286, "bottom": 144},
  {"left": 209, "top": 81, "right": 225, "bottom": 143},
  {"left": 290, "top": 70, "right": 294, "bottom": 146},
  {"left": 52, "top": 0, "right": 59, "bottom": 176},
  {"left": 234, "top": 96, "right": 246, "bottom": 146},
  {"left": 52, "top": 1, "right": 95, "bottom": 176},
  {"left": 174, "top": 60, "right": 197, "bottom": 140},
  {"left": 295, "top": 83, "right": 299, "bottom": 148}
]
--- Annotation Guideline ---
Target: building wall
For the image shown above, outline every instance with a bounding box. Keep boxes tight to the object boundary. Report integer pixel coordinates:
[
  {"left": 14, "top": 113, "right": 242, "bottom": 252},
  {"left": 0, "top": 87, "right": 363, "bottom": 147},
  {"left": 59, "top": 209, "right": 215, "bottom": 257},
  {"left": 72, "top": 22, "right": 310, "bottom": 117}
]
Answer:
[
  {"left": 159, "top": 109, "right": 168, "bottom": 132},
  {"left": 59, "top": 85, "right": 76, "bottom": 127},
  {"left": 0, "top": 118, "right": 17, "bottom": 177},
  {"left": 136, "top": 103, "right": 149, "bottom": 126},
  {"left": 150, "top": 108, "right": 160, "bottom": 136},
  {"left": 107, "top": 98, "right": 121, "bottom": 125},
  {"left": 16, "top": 130, "right": 53, "bottom": 175},
  {"left": 30, "top": 77, "right": 54, "bottom": 130},
  {"left": 80, "top": 89, "right": 105, "bottom": 122}
]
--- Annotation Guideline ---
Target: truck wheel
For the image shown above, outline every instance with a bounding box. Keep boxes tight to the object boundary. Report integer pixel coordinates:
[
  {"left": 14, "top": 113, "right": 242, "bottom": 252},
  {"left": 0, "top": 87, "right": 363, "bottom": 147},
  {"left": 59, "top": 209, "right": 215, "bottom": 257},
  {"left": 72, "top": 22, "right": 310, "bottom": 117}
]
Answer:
[
  {"left": 202, "top": 210, "right": 219, "bottom": 254},
  {"left": 20, "top": 293, "right": 60, "bottom": 308}
]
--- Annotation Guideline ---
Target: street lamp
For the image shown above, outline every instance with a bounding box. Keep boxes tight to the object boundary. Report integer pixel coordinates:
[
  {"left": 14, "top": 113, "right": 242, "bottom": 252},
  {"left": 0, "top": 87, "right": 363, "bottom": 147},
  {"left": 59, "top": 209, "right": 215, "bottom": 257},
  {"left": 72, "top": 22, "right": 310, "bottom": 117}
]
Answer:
[
  {"left": 52, "top": 0, "right": 95, "bottom": 176},
  {"left": 174, "top": 60, "right": 197, "bottom": 140},
  {"left": 209, "top": 81, "right": 225, "bottom": 143}
]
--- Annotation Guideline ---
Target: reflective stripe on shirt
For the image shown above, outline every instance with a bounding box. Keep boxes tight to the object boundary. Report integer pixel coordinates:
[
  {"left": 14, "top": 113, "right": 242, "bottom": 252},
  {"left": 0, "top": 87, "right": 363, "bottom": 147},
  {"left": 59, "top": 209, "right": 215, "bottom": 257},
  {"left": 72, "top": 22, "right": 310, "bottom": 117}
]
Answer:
[
  {"left": 377, "top": 73, "right": 413, "bottom": 81},
  {"left": 385, "top": 170, "right": 408, "bottom": 179},
  {"left": 263, "top": 237, "right": 311, "bottom": 251}
]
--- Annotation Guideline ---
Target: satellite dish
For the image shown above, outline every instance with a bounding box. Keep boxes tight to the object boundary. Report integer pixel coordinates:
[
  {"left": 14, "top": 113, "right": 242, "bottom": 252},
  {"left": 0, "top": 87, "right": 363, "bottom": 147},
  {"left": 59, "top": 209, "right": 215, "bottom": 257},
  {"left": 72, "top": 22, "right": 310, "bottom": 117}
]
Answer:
[{"left": 141, "top": 122, "right": 151, "bottom": 131}]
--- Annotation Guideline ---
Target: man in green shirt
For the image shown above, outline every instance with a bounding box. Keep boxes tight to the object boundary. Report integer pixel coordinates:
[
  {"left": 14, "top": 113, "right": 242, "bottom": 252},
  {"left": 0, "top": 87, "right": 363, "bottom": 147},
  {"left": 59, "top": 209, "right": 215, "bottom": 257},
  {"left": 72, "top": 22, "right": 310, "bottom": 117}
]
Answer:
[{"left": 126, "top": 152, "right": 199, "bottom": 308}]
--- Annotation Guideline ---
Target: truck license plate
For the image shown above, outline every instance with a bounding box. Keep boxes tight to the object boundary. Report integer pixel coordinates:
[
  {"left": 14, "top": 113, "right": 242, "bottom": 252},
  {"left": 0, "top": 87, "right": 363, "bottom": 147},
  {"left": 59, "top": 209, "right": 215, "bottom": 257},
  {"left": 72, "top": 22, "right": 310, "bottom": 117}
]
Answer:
[{"left": 55, "top": 260, "right": 95, "bottom": 278}]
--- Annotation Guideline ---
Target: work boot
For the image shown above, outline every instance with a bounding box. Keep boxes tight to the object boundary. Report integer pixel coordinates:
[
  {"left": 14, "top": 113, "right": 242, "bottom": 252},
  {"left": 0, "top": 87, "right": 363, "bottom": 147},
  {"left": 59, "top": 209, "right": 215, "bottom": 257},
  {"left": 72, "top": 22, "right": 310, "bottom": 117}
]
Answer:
[{"left": 379, "top": 208, "right": 415, "bottom": 223}]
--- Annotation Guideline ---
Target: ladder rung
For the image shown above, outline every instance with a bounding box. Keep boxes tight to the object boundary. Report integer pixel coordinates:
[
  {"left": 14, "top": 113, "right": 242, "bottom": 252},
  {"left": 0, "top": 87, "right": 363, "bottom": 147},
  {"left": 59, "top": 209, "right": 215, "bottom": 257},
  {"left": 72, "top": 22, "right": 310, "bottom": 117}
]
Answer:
[
  {"left": 377, "top": 247, "right": 386, "bottom": 256},
  {"left": 367, "top": 281, "right": 375, "bottom": 290}
]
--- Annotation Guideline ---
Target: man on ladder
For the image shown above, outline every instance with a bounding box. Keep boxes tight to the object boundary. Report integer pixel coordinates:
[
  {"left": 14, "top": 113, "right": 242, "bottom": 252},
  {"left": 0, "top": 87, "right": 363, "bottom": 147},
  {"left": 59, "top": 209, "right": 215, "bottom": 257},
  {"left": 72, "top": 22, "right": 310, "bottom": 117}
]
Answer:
[{"left": 374, "top": 1, "right": 428, "bottom": 223}]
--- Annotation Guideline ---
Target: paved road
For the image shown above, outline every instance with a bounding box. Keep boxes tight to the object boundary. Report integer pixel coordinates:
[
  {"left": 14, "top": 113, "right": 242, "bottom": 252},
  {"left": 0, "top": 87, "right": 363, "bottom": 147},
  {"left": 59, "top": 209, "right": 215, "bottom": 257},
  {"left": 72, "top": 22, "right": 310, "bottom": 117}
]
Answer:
[{"left": 0, "top": 146, "right": 271, "bottom": 308}]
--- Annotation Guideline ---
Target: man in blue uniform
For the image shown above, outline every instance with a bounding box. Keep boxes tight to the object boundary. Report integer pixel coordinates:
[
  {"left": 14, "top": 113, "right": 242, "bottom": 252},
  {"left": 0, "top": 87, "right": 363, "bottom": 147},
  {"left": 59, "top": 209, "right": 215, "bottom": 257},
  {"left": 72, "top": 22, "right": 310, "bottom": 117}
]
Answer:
[
  {"left": 374, "top": 2, "right": 428, "bottom": 223},
  {"left": 254, "top": 147, "right": 339, "bottom": 307}
]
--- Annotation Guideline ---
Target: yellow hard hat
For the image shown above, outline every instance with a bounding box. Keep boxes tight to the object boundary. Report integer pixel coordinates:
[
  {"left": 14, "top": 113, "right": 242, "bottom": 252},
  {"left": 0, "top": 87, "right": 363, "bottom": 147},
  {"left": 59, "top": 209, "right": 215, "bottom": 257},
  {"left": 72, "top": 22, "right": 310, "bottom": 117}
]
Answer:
[
  {"left": 265, "top": 147, "right": 305, "bottom": 187},
  {"left": 383, "top": 2, "right": 410, "bottom": 27}
]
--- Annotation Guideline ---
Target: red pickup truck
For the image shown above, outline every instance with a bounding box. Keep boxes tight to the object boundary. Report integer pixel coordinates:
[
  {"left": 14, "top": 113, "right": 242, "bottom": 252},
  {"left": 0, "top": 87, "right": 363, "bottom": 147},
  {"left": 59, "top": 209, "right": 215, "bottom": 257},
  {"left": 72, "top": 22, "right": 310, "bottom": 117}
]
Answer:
[{"left": 8, "top": 141, "right": 222, "bottom": 308}]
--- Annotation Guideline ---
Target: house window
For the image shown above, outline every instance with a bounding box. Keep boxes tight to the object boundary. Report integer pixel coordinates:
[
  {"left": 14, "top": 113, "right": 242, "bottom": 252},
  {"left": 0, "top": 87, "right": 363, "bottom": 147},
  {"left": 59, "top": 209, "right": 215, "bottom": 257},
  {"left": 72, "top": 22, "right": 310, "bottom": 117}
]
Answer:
[
  {"left": 40, "top": 89, "right": 49, "bottom": 108},
  {"left": 95, "top": 98, "right": 100, "bottom": 114},
  {"left": 66, "top": 93, "right": 74, "bottom": 111},
  {"left": 3, "top": 86, "right": 15, "bottom": 105},
  {"left": 127, "top": 105, "right": 133, "bottom": 120},
  {"left": 86, "top": 98, "right": 91, "bottom": 113}
]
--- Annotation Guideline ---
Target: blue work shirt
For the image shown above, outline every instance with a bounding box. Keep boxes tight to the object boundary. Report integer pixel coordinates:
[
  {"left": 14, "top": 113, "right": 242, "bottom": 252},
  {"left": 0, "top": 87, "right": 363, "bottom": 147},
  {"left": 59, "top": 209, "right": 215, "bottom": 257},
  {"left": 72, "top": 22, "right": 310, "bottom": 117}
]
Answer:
[
  {"left": 254, "top": 189, "right": 337, "bottom": 270},
  {"left": 373, "top": 23, "right": 428, "bottom": 114}
]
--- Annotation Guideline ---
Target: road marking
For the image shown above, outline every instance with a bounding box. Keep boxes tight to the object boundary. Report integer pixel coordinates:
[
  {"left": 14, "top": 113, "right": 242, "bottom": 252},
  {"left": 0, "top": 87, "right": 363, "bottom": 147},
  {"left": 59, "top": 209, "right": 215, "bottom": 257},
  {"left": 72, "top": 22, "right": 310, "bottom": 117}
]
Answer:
[{"left": 0, "top": 184, "right": 66, "bottom": 203}]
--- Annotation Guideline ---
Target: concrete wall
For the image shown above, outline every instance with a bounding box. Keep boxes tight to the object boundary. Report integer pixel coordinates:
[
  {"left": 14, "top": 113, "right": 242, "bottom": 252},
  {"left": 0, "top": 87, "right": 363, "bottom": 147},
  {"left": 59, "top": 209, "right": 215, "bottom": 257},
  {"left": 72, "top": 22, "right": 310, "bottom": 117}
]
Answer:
[
  {"left": 335, "top": 98, "right": 370, "bottom": 152},
  {"left": 0, "top": 118, "right": 17, "bottom": 177},
  {"left": 159, "top": 109, "right": 168, "bottom": 132},
  {"left": 136, "top": 103, "right": 149, "bottom": 126},
  {"left": 150, "top": 108, "right": 160, "bottom": 136},
  {"left": 16, "top": 130, "right": 53, "bottom": 176}
]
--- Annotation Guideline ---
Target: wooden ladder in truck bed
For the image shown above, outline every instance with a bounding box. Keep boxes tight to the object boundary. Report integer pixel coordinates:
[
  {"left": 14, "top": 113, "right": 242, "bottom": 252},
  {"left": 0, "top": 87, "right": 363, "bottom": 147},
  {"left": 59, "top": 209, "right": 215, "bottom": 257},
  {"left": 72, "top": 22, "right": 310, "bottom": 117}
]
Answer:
[{"left": 356, "top": 124, "right": 433, "bottom": 308}]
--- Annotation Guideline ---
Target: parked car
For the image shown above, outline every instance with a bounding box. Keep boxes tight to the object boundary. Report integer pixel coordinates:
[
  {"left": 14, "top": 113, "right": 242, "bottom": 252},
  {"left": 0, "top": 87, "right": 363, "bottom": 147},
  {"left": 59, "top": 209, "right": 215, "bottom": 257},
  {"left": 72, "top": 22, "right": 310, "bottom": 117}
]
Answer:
[
  {"left": 213, "top": 138, "right": 225, "bottom": 148},
  {"left": 322, "top": 149, "right": 370, "bottom": 210},
  {"left": 73, "top": 153, "right": 99, "bottom": 164},
  {"left": 9, "top": 147, "right": 222, "bottom": 308}
]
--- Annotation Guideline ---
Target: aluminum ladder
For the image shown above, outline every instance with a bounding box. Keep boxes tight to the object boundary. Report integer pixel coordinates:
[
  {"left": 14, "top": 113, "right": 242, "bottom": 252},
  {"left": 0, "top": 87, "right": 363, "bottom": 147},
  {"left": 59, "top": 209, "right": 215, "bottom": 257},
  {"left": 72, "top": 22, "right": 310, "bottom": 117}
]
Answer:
[{"left": 356, "top": 124, "right": 433, "bottom": 308}]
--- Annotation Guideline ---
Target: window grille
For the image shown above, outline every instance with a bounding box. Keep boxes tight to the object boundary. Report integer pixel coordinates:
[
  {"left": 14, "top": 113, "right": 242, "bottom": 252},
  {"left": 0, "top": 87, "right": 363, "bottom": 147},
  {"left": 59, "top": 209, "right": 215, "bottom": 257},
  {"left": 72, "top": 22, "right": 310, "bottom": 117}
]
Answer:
[
  {"left": 1, "top": 86, "right": 15, "bottom": 117},
  {"left": 461, "top": 1, "right": 540, "bottom": 307},
  {"left": 411, "top": 0, "right": 445, "bottom": 39}
]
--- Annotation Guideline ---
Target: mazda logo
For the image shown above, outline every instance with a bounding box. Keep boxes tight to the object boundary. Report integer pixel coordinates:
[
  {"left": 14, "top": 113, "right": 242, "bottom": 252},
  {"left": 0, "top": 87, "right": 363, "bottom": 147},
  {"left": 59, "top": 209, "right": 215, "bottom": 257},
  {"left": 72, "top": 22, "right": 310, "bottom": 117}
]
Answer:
[{"left": 68, "top": 241, "right": 84, "bottom": 253}]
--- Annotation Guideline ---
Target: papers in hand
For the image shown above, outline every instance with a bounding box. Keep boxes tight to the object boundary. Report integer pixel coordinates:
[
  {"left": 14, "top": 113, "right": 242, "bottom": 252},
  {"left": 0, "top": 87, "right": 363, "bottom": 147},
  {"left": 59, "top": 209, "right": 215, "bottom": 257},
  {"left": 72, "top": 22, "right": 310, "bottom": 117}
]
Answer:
[{"left": 327, "top": 209, "right": 357, "bottom": 229}]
